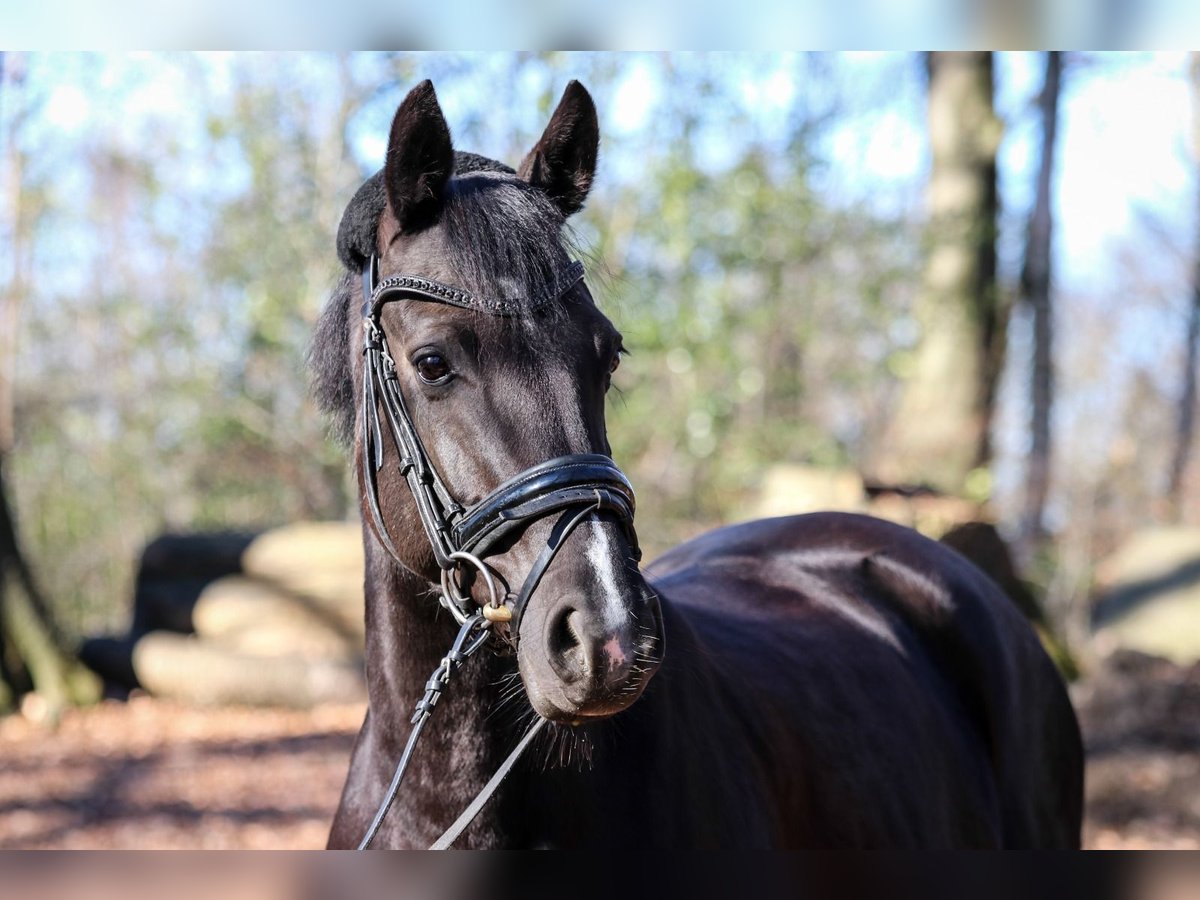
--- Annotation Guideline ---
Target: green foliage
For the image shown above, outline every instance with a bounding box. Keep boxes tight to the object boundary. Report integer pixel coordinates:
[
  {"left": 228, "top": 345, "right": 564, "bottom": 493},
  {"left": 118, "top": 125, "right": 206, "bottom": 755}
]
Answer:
[
  {"left": 5, "top": 53, "right": 922, "bottom": 632},
  {"left": 7, "top": 55, "right": 369, "bottom": 635},
  {"left": 592, "top": 144, "right": 918, "bottom": 554}
]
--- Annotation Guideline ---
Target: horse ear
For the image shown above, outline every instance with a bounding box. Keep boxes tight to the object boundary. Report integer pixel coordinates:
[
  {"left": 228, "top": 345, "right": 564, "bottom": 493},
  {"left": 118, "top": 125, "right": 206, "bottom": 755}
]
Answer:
[
  {"left": 518, "top": 81, "right": 599, "bottom": 218},
  {"left": 384, "top": 80, "right": 454, "bottom": 234}
]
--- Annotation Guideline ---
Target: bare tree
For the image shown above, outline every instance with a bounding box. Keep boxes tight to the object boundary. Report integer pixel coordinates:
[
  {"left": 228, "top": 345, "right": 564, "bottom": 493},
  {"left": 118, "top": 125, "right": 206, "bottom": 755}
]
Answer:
[
  {"left": 1019, "top": 52, "right": 1063, "bottom": 551},
  {"left": 877, "top": 52, "right": 1004, "bottom": 497},
  {"left": 1167, "top": 53, "right": 1200, "bottom": 521}
]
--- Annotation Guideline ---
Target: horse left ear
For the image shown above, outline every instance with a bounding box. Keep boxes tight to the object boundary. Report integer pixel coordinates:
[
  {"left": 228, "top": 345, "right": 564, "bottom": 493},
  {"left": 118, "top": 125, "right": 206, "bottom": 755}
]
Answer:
[
  {"left": 518, "top": 81, "right": 599, "bottom": 218},
  {"left": 385, "top": 80, "right": 454, "bottom": 234}
]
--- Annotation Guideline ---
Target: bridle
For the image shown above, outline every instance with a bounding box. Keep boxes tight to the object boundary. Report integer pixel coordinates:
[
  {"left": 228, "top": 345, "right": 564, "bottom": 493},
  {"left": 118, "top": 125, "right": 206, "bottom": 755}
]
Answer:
[
  {"left": 355, "top": 251, "right": 641, "bottom": 848},
  {"left": 359, "top": 252, "right": 640, "bottom": 631}
]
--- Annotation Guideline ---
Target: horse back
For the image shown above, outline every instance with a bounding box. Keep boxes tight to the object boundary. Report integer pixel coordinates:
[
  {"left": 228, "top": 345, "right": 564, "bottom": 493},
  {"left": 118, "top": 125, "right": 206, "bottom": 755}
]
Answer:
[{"left": 643, "top": 512, "right": 1084, "bottom": 848}]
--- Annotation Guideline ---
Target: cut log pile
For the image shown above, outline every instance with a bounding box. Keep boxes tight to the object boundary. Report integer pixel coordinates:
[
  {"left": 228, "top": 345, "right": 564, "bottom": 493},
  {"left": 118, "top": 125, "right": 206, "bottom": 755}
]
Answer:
[
  {"left": 752, "top": 463, "right": 985, "bottom": 538},
  {"left": 81, "top": 523, "right": 366, "bottom": 708},
  {"left": 1092, "top": 528, "right": 1200, "bottom": 665}
]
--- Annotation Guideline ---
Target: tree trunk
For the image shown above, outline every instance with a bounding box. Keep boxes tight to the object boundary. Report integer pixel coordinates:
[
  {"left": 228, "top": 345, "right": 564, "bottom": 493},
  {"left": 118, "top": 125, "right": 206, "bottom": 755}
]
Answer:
[
  {"left": 1167, "top": 53, "right": 1200, "bottom": 521},
  {"left": 0, "top": 456, "right": 99, "bottom": 716},
  {"left": 877, "top": 52, "right": 1003, "bottom": 497},
  {"left": 1019, "top": 52, "right": 1063, "bottom": 551}
]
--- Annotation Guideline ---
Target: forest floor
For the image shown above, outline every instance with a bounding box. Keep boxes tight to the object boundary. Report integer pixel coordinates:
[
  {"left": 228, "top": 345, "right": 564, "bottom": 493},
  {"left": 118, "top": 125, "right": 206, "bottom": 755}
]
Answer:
[
  {"left": 0, "top": 649, "right": 1197, "bottom": 849},
  {"left": 1072, "top": 650, "right": 1200, "bottom": 849}
]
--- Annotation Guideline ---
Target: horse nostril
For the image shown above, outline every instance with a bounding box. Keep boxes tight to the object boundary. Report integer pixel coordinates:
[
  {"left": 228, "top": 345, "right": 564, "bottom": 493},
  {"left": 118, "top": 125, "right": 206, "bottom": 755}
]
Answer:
[{"left": 547, "top": 605, "right": 586, "bottom": 683}]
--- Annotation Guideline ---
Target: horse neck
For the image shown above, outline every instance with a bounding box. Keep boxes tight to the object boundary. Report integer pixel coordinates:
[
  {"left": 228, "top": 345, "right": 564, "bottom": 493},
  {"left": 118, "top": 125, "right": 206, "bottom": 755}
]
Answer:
[
  {"left": 358, "top": 533, "right": 515, "bottom": 844},
  {"left": 361, "top": 542, "right": 448, "bottom": 713},
  {"left": 359, "top": 535, "right": 501, "bottom": 725}
]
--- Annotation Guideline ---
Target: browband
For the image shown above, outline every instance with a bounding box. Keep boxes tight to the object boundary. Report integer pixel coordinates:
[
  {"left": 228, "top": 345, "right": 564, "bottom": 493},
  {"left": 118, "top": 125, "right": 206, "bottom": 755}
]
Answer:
[{"left": 362, "top": 253, "right": 586, "bottom": 318}]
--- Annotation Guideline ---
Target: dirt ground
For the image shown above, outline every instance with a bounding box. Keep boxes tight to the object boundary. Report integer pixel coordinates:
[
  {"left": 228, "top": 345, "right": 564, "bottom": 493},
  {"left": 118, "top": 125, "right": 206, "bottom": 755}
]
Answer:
[
  {"left": 1072, "top": 650, "right": 1200, "bottom": 849},
  {"left": 1, "top": 650, "right": 1198, "bottom": 849},
  {"left": 0, "top": 699, "right": 363, "bottom": 849}
]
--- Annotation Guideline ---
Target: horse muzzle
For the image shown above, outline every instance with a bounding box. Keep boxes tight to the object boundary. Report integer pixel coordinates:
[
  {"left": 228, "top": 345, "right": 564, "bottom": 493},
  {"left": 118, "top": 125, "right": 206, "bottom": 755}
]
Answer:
[{"left": 515, "top": 542, "right": 664, "bottom": 723}]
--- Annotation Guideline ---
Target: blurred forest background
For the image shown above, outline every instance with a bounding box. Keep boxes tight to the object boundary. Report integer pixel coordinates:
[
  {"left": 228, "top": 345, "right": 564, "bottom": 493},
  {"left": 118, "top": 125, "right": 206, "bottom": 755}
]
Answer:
[
  {"left": 0, "top": 51, "right": 1198, "bottom": 697},
  {"left": 3, "top": 50, "right": 1200, "bottom": 848}
]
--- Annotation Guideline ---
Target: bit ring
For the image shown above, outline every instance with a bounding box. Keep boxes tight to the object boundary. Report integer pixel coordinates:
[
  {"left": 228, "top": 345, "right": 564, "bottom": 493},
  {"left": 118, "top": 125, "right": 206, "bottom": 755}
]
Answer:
[{"left": 440, "top": 551, "right": 502, "bottom": 625}]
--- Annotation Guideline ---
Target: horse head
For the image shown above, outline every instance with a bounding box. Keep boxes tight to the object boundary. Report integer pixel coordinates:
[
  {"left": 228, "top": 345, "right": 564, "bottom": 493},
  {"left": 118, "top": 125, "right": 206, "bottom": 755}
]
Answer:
[{"left": 323, "top": 80, "right": 663, "bottom": 722}]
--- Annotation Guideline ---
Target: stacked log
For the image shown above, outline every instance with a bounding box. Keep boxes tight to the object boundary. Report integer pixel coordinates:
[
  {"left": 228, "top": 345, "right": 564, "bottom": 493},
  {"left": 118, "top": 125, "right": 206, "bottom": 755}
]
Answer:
[
  {"left": 750, "top": 463, "right": 984, "bottom": 539},
  {"left": 1093, "top": 528, "right": 1200, "bottom": 665},
  {"left": 82, "top": 522, "right": 367, "bottom": 708},
  {"left": 191, "top": 577, "right": 362, "bottom": 660},
  {"left": 131, "top": 633, "right": 363, "bottom": 708},
  {"left": 132, "top": 532, "right": 258, "bottom": 636}
]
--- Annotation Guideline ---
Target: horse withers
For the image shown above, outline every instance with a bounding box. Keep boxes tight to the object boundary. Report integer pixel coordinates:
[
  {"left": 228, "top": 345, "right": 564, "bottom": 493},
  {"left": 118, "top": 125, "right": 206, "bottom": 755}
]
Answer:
[{"left": 311, "top": 79, "right": 1084, "bottom": 848}]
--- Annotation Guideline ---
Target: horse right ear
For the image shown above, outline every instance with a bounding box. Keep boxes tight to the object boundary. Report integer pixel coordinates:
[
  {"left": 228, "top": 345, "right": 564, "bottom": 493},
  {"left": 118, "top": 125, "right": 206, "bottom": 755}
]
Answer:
[
  {"left": 384, "top": 80, "right": 454, "bottom": 234},
  {"left": 518, "top": 81, "right": 599, "bottom": 218}
]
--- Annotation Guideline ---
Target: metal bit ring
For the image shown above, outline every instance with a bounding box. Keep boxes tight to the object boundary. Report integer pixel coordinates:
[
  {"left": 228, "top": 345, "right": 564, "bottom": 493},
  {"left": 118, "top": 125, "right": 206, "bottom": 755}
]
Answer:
[{"left": 440, "top": 551, "right": 505, "bottom": 625}]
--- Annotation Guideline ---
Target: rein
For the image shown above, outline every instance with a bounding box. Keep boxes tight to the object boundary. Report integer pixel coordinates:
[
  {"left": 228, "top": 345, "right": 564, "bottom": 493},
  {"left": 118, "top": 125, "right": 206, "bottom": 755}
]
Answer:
[{"left": 356, "top": 253, "right": 639, "bottom": 848}]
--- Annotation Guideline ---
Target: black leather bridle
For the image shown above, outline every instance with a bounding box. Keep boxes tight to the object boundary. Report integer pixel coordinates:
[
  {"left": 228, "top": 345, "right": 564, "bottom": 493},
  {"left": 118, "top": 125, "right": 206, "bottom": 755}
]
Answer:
[
  {"left": 359, "top": 251, "right": 640, "bottom": 630},
  {"left": 355, "top": 252, "right": 642, "bottom": 849}
]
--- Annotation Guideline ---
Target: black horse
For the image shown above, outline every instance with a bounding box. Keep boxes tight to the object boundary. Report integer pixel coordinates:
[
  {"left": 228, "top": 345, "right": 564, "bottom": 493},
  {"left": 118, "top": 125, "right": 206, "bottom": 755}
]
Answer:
[{"left": 312, "top": 80, "right": 1083, "bottom": 848}]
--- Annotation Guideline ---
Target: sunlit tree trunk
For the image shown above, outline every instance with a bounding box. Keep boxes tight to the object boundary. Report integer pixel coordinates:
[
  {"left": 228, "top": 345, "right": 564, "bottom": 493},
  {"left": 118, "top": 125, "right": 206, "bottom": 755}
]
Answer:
[
  {"left": 877, "top": 52, "right": 1003, "bottom": 498},
  {"left": 1019, "top": 52, "right": 1063, "bottom": 551},
  {"left": 1167, "top": 53, "right": 1200, "bottom": 521}
]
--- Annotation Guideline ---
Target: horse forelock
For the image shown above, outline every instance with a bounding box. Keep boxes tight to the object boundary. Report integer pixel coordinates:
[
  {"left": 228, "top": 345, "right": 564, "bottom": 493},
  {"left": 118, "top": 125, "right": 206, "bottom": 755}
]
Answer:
[{"left": 335, "top": 152, "right": 517, "bottom": 271}]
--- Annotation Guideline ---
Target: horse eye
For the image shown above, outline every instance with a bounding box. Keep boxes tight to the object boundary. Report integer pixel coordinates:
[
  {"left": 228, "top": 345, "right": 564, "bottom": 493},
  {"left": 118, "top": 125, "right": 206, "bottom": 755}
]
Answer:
[
  {"left": 609, "top": 354, "right": 621, "bottom": 375},
  {"left": 414, "top": 353, "right": 452, "bottom": 384}
]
